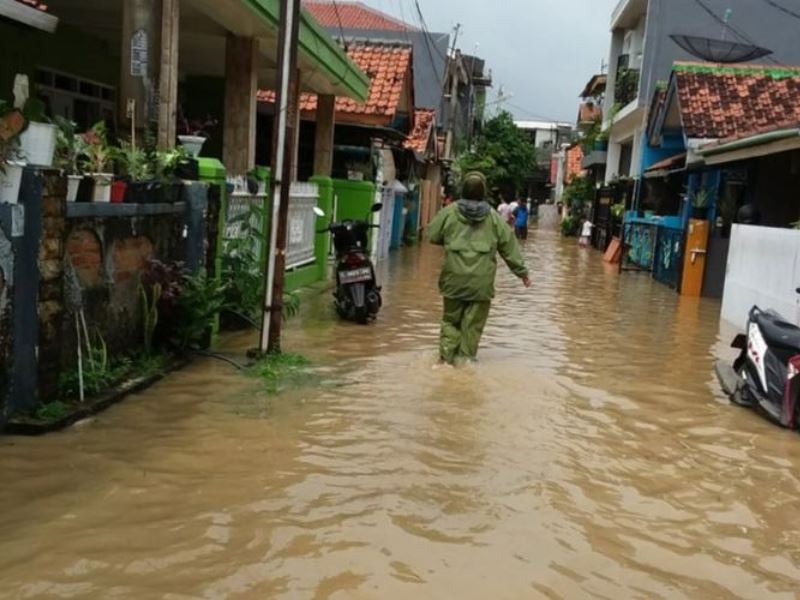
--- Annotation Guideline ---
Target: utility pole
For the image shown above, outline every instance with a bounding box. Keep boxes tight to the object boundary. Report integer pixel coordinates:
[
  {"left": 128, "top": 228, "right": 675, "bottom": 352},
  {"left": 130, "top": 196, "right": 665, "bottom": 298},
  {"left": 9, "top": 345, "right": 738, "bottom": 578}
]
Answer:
[{"left": 259, "top": 0, "right": 301, "bottom": 355}]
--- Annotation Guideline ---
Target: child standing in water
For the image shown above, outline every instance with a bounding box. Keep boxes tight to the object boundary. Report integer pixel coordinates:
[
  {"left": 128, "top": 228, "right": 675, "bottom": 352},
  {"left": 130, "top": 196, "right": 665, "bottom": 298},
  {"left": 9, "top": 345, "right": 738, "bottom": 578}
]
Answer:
[
  {"left": 579, "top": 218, "right": 593, "bottom": 247},
  {"left": 514, "top": 198, "right": 529, "bottom": 240}
]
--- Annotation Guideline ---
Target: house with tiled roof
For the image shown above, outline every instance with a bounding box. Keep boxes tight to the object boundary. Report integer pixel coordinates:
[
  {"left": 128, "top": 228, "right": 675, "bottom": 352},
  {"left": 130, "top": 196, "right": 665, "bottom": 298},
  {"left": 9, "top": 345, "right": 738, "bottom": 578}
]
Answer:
[
  {"left": 302, "top": 1, "right": 445, "bottom": 118},
  {"left": 639, "top": 61, "right": 800, "bottom": 298},
  {"left": 602, "top": 0, "right": 800, "bottom": 187},
  {"left": 259, "top": 40, "right": 414, "bottom": 130}
]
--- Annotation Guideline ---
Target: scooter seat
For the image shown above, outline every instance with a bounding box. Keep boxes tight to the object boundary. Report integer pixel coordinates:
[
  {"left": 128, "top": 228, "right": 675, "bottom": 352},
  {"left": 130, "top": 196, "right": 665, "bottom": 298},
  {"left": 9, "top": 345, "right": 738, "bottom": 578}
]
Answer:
[{"left": 755, "top": 310, "right": 800, "bottom": 350}]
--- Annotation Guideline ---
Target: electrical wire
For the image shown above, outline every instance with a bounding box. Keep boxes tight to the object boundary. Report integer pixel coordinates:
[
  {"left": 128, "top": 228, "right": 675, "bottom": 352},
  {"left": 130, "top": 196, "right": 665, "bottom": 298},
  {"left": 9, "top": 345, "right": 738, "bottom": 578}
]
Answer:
[
  {"left": 690, "top": 0, "right": 785, "bottom": 66},
  {"left": 760, "top": 0, "right": 800, "bottom": 21},
  {"left": 330, "top": 0, "right": 348, "bottom": 49}
]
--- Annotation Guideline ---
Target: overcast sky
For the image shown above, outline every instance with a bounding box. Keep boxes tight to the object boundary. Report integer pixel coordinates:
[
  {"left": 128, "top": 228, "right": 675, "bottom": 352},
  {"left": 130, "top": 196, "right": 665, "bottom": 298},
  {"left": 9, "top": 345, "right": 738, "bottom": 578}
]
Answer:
[{"left": 364, "top": 0, "right": 619, "bottom": 123}]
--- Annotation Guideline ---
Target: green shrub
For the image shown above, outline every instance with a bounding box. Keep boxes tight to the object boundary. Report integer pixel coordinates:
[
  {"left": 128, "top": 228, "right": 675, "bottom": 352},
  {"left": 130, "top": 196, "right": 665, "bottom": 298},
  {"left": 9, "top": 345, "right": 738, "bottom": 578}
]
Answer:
[{"left": 561, "top": 216, "right": 581, "bottom": 237}]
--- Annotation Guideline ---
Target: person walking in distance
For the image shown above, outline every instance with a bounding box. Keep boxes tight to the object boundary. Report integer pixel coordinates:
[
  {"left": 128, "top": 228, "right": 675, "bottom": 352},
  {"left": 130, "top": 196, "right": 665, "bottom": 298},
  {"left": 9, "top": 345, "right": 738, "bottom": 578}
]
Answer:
[
  {"left": 513, "top": 197, "right": 530, "bottom": 240},
  {"left": 428, "top": 172, "right": 531, "bottom": 365},
  {"left": 497, "top": 196, "right": 514, "bottom": 225}
]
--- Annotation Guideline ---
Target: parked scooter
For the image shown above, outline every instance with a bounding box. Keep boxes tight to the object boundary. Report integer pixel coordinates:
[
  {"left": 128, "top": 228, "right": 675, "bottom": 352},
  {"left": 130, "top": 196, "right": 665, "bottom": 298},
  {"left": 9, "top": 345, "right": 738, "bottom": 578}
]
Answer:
[
  {"left": 715, "top": 292, "right": 800, "bottom": 428},
  {"left": 317, "top": 203, "right": 383, "bottom": 324}
]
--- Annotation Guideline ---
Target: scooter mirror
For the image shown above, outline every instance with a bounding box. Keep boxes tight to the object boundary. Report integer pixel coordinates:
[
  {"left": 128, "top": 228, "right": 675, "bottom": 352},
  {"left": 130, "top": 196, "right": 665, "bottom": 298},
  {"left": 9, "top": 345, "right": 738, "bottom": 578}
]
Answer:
[
  {"left": 313, "top": 206, "right": 326, "bottom": 218},
  {"left": 371, "top": 203, "right": 383, "bottom": 212}
]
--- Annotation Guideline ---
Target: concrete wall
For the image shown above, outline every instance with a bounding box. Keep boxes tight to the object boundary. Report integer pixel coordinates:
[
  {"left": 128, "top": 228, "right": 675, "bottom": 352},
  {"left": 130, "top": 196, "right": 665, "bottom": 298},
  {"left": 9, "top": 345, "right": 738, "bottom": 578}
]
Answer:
[
  {"left": 538, "top": 205, "right": 560, "bottom": 230},
  {"left": 721, "top": 225, "right": 800, "bottom": 329}
]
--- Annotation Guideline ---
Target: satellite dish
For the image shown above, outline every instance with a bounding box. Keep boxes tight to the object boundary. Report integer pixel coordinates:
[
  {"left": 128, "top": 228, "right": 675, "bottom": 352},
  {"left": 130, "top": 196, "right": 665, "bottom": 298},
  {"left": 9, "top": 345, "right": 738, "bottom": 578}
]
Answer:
[{"left": 670, "top": 34, "right": 773, "bottom": 63}]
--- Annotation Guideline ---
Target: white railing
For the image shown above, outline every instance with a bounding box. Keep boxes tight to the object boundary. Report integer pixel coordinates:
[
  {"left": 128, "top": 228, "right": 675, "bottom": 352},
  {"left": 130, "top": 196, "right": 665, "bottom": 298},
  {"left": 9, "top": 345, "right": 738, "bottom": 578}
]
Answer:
[{"left": 286, "top": 182, "right": 320, "bottom": 270}]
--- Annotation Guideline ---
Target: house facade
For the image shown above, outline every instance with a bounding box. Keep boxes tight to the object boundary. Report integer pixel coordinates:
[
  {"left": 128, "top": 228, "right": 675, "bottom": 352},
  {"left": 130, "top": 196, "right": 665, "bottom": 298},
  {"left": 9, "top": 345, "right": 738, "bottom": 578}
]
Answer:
[{"left": 603, "top": 0, "right": 800, "bottom": 186}]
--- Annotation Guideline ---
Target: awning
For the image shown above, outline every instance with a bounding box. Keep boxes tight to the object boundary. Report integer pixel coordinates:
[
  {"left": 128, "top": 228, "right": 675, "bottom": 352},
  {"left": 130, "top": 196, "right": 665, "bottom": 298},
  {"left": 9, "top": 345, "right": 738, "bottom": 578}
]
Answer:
[
  {"left": 45, "top": 0, "right": 369, "bottom": 101},
  {"left": 643, "top": 152, "right": 686, "bottom": 179},
  {"left": 698, "top": 126, "right": 800, "bottom": 166},
  {"left": 0, "top": 0, "right": 58, "bottom": 32}
]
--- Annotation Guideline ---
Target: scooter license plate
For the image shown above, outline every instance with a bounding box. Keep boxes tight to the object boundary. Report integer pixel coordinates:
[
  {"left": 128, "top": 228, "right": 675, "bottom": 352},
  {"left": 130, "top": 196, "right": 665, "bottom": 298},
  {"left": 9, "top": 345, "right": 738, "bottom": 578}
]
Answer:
[{"left": 339, "top": 267, "right": 372, "bottom": 284}]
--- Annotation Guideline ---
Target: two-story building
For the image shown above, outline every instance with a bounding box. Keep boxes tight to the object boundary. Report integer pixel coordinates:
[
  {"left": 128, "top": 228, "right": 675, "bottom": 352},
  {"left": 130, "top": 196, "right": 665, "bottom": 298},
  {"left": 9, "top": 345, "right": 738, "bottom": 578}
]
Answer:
[{"left": 603, "top": 0, "right": 800, "bottom": 186}]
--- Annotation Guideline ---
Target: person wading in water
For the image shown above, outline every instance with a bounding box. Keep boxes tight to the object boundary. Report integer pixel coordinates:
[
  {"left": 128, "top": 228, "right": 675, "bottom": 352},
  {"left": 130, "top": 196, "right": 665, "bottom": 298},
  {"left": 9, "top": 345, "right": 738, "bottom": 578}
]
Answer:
[{"left": 428, "top": 172, "right": 531, "bottom": 365}]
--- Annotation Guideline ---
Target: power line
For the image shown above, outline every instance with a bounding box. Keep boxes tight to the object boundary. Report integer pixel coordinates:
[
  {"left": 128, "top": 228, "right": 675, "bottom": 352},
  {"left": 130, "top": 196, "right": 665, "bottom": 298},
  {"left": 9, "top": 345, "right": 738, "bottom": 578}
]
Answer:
[
  {"left": 691, "top": 0, "right": 784, "bottom": 66},
  {"left": 330, "top": 0, "right": 348, "bottom": 49},
  {"left": 760, "top": 0, "right": 800, "bottom": 21}
]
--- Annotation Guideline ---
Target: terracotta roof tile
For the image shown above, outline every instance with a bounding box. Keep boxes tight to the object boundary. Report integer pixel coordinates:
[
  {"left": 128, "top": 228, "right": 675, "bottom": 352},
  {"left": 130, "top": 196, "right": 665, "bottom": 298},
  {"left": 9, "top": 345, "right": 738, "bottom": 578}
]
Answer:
[
  {"left": 403, "top": 108, "right": 435, "bottom": 154},
  {"left": 673, "top": 62, "right": 800, "bottom": 139},
  {"left": 258, "top": 41, "right": 413, "bottom": 123},
  {"left": 303, "top": 1, "right": 416, "bottom": 32},
  {"left": 644, "top": 152, "right": 686, "bottom": 173}
]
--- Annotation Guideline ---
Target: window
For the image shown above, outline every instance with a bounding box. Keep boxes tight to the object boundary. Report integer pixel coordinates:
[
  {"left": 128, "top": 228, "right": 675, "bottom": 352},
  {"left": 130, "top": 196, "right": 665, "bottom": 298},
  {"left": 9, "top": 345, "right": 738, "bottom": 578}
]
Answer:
[{"left": 35, "top": 68, "right": 115, "bottom": 130}]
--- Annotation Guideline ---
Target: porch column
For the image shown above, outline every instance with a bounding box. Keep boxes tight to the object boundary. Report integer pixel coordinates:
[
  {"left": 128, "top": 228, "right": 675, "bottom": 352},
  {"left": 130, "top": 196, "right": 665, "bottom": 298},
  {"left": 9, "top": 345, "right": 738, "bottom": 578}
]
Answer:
[
  {"left": 120, "top": 0, "right": 162, "bottom": 129},
  {"left": 157, "top": 0, "right": 179, "bottom": 149},
  {"left": 313, "top": 94, "right": 336, "bottom": 176},
  {"left": 223, "top": 35, "right": 258, "bottom": 175}
]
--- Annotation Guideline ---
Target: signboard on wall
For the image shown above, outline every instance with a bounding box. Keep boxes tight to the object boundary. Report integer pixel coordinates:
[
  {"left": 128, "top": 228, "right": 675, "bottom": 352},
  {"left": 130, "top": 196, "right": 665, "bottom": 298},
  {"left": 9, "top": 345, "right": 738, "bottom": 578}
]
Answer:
[{"left": 131, "top": 29, "right": 148, "bottom": 77}]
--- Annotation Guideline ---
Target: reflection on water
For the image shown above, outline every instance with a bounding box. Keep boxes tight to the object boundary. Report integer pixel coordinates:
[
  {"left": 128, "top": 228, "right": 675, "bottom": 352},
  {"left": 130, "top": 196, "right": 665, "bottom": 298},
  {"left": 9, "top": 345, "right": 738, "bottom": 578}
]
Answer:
[{"left": 2, "top": 228, "right": 800, "bottom": 599}]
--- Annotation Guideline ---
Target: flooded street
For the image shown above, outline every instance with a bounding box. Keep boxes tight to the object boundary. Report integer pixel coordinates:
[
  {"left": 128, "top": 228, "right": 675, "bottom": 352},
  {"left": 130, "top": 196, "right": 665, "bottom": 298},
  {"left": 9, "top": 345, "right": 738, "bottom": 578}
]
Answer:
[{"left": 3, "top": 227, "right": 800, "bottom": 599}]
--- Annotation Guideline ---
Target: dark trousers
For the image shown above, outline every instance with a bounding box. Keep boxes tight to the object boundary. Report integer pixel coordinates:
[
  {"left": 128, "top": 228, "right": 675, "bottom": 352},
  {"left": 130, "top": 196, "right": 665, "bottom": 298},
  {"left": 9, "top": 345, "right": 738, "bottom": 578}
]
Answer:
[{"left": 515, "top": 226, "right": 528, "bottom": 240}]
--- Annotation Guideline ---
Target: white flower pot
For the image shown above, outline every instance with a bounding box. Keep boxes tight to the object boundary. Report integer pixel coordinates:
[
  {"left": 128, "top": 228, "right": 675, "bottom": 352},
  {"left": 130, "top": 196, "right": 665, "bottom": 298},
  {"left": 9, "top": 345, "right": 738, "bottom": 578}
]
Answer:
[
  {"left": 178, "top": 135, "right": 206, "bottom": 158},
  {"left": 19, "top": 122, "right": 58, "bottom": 167},
  {"left": 0, "top": 162, "right": 25, "bottom": 204},
  {"left": 90, "top": 173, "right": 113, "bottom": 203},
  {"left": 66, "top": 174, "right": 83, "bottom": 202}
]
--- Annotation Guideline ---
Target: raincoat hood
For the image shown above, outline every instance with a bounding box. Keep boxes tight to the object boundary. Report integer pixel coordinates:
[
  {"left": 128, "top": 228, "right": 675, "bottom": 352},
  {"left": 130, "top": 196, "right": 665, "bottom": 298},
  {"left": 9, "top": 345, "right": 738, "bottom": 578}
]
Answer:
[{"left": 456, "top": 199, "right": 491, "bottom": 223}]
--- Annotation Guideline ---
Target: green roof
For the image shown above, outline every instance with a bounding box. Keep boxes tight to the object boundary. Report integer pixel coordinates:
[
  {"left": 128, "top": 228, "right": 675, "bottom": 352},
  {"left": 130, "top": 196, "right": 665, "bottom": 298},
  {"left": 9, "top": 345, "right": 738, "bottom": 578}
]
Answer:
[{"left": 243, "top": 0, "right": 370, "bottom": 102}]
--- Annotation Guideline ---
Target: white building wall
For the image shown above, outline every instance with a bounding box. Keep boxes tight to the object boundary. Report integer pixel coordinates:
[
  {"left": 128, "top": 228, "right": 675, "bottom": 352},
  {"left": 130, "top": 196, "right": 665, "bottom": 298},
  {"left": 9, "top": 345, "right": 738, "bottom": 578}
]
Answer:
[{"left": 721, "top": 225, "right": 800, "bottom": 329}]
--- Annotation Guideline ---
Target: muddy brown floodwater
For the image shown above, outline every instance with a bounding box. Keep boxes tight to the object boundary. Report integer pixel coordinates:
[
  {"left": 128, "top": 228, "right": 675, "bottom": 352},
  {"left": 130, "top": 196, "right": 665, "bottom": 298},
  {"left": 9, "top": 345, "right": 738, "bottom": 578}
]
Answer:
[{"left": 3, "top": 227, "right": 800, "bottom": 599}]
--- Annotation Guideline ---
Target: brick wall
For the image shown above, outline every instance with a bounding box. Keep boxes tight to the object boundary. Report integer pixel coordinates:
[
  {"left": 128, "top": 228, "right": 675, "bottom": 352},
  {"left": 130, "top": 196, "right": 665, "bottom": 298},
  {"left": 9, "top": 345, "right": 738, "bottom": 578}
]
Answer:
[{"left": 38, "top": 176, "right": 67, "bottom": 401}]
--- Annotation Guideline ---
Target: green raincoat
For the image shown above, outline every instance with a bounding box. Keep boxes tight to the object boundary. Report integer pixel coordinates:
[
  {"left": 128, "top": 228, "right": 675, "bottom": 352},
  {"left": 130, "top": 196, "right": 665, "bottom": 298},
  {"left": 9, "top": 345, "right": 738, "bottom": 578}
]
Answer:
[
  {"left": 428, "top": 200, "right": 528, "bottom": 362},
  {"left": 428, "top": 201, "right": 528, "bottom": 301}
]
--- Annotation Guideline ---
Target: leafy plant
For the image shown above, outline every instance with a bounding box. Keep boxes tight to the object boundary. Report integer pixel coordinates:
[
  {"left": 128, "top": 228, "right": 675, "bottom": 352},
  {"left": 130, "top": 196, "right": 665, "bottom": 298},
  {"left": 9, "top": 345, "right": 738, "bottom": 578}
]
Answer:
[
  {"left": 171, "top": 270, "right": 227, "bottom": 351},
  {"left": 81, "top": 121, "right": 112, "bottom": 174},
  {"left": 691, "top": 187, "right": 711, "bottom": 209},
  {"left": 283, "top": 291, "right": 301, "bottom": 321},
  {"left": 255, "top": 352, "right": 310, "bottom": 394},
  {"left": 221, "top": 204, "right": 302, "bottom": 324},
  {"left": 456, "top": 111, "right": 536, "bottom": 198},
  {"left": 561, "top": 215, "right": 581, "bottom": 237},
  {"left": 223, "top": 205, "right": 267, "bottom": 321},
  {"left": 140, "top": 281, "right": 161, "bottom": 355},
  {"left": 563, "top": 175, "right": 595, "bottom": 217},
  {"left": 0, "top": 103, "right": 26, "bottom": 172},
  {"left": 34, "top": 400, "right": 71, "bottom": 422},
  {"left": 54, "top": 117, "right": 86, "bottom": 175},
  {"left": 115, "top": 141, "right": 151, "bottom": 181},
  {"left": 611, "top": 202, "right": 626, "bottom": 222}
]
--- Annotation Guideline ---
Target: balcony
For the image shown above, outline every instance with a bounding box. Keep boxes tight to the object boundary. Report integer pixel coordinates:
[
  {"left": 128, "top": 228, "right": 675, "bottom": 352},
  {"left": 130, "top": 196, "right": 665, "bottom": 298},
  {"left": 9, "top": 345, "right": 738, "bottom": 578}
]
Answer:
[
  {"left": 614, "top": 67, "right": 640, "bottom": 109},
  {"left": 611, "top": 0, "right": 647, "bottom": 28}
]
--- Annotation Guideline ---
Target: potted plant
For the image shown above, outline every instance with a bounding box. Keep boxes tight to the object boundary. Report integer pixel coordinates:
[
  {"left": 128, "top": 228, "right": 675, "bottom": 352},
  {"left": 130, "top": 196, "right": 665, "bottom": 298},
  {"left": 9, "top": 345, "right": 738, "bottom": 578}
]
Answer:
[
  {"left": 154, "top": 147, "right": 186, "bottom": 203},
  {"left": 113, "top": 141, "right": 150, "bottom": 203},
  {"left": 0, "top": 105, "right": 27, "bottom": 205},
  {"left": 19, "top": 98, "right": 57, "bottom": 167},
  {"left": 690, "top": 188, "right": 710, "bottom": 220},
  {"left": 177, "top": 110, "right": 217, "bottom": 158},
  {"left": 54, "top": 117, "right": 86, "bottom": 202},
  {"left": 81, "top": 121, "right": 114, "bottom": 202}
]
